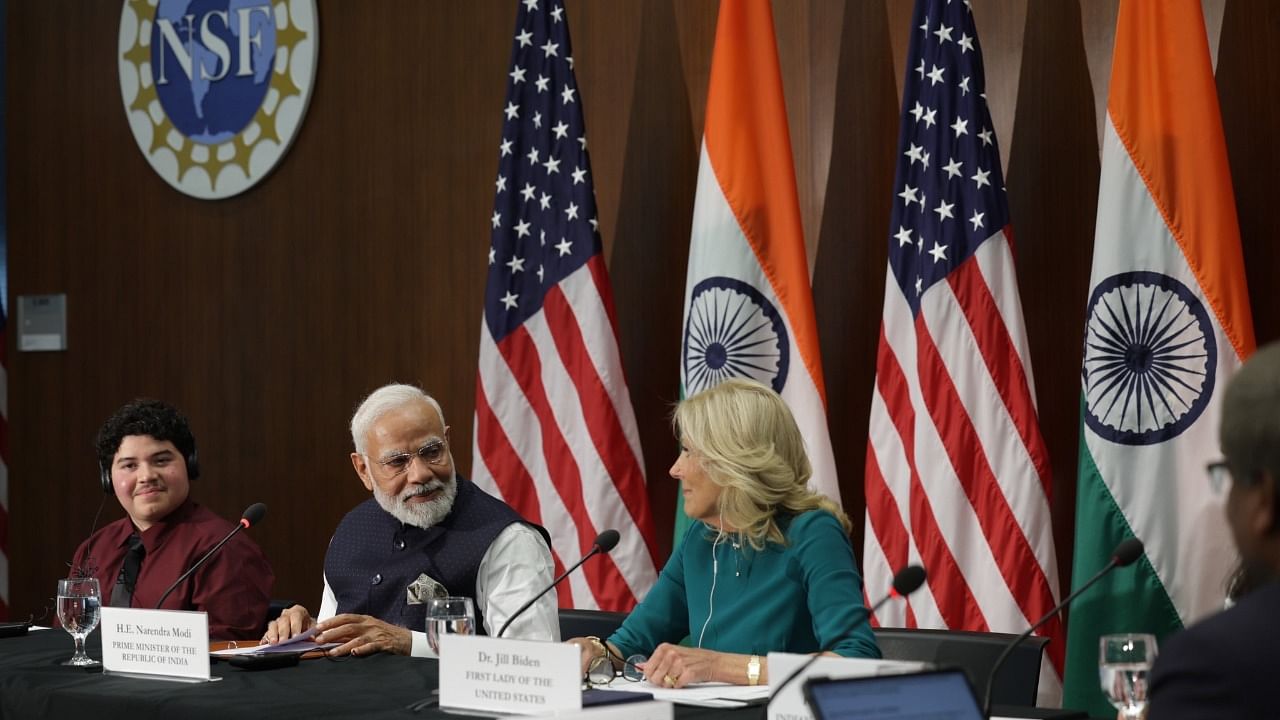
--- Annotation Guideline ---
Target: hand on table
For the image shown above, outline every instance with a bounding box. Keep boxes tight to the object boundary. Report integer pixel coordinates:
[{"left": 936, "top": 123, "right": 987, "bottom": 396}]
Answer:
[
  {"left": 262, "top": 604, "right": 316, "bottom": 644},
  {"left": 642, "top": 643, "right": 744, "bottom": 688},
  {"left": 313, "top": 613, "right": 412, "bottom": 657}
]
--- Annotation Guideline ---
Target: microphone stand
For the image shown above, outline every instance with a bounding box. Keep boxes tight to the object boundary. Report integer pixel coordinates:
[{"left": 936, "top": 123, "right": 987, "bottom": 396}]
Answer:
[
  {"left": 496, "top": 544, "right": 604, "bottom": 638},
  {"left": 154, "top": 520, "right": 252, "bottom": 609},
  {"left": 981, "top": 555, "right": 1123, "bottom": 716}
]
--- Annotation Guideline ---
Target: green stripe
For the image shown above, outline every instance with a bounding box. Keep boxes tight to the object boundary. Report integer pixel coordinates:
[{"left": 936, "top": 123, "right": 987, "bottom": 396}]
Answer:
[
  {"left": 672, "top": 385, "right": 692, "bottom": 548},
  {"left": 673, "top": 493, "right": 692, "bottom": 547},
  {"left": 1062, "top": 400, "right": 1185, "bottom": 717}
]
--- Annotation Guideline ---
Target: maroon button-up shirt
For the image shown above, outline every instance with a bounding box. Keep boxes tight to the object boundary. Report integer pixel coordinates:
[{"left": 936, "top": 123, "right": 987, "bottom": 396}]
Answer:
[{"left": 70, "top": 500, "right": 274, "bottom": 640}]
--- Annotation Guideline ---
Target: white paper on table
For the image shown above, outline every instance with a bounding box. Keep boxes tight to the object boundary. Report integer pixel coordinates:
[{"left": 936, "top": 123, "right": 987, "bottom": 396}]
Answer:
[
  {"left": 209, "top": 641, "right": 338, "bottom": 657},
  {"left": 527, "top": 701, "right": 674, "bottom": 720},
  {"left": 592, "top": 681, "right": 771, "bottom": 708},
  {"left": 210, "top": 629, "right": 339, "bottom": 657}
]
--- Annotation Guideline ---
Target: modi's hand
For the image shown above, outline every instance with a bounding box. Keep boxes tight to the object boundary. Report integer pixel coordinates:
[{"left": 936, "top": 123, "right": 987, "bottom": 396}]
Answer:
[
  {"left": 315, "top": 613, "right": 413, "bottom": 656},
  {"left": 262, "top": 604, "right": 315, "bottom": 644}
]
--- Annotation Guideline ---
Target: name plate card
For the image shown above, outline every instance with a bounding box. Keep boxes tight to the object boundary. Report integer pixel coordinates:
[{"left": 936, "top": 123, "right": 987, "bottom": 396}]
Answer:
[
  {"left": 439, "top": 635, "right": 581, "bottom": 715},
  {"left": 100, "top": 607, "right": 214, "bottom": 682},
  {"left": 767, "top": 653, "right": 927, "bottom": 720},
  {"left": 530, "top": 701, "right": 673, "bottom": 720}
]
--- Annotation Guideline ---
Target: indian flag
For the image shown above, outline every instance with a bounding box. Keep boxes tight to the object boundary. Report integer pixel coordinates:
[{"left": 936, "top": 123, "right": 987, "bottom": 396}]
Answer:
[
  {"left": 1062, "top": 1, "right": 1256, "bottom": 715},
  {"left": 673, "top": 0, "right": 839, "bottom": 542}
]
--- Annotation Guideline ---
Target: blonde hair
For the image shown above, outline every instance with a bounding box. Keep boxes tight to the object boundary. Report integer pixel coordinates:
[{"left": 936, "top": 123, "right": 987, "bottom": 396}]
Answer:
[{"left": 673, "top": 377, "right": 850, "bottom": 549}]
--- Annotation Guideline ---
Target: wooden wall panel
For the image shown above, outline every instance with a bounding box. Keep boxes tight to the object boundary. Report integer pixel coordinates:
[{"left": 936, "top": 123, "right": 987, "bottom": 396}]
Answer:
[
  {"left": 1218, "top": 0, "right": 1280, "bottom": 347},
  {"left": 1004, "top": 0, "right": 1101, "bottom": 593},
  {"left": 811, "top": 0, "right": 901, "bottom": 559},
  {"left": 6, "top": 0, "right": 1278, "bottom": 628}
]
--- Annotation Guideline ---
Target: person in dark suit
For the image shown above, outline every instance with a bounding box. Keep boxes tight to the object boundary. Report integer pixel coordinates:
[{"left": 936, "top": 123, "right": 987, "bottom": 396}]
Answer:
[{"left": 1147, "top": 341, "right": 1280, "bottom": 719}]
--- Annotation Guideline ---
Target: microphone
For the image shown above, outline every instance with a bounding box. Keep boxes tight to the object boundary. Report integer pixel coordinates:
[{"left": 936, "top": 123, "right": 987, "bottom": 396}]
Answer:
[
  {"left": 981, "top": 537, "right": 1144, "bottom": 716},
  {"left": 154, "top": 503, "right": 267, "bottom": 609},
  {"left": 770, "top": 564, "right": 928, "bottom": 702},
  {"left": 495, "top": 528, "right": 619, "bottom": 638}
]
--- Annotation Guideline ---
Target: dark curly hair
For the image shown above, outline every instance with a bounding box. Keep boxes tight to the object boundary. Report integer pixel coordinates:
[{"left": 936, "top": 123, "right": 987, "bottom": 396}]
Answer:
[{"left": 96, "top": 399, "right": 199, "bottom": 480}]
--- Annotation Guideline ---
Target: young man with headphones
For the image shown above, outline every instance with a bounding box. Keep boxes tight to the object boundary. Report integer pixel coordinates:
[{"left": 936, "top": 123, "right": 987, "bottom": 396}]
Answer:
[{"left": 68, "top": 399, "right": 274, "bottom": 640}]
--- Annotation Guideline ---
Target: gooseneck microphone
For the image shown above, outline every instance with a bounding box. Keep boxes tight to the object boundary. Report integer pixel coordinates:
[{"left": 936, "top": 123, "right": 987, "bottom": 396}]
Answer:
[
  {"left": 496, "top": 528, "right": 620, "bottom": 638},
  {"left": 981, "top": 537, "right": 1144, "bottom": 717},
  {"left": 770, "top": 564, "right": 928, "bottom": 702},
  {"left": 154, "top": 503, "right": 267, "bottom": 609}
]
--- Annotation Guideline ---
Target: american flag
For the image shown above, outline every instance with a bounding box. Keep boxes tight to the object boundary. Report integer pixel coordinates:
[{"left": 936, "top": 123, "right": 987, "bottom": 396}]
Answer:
[
  {"left": 472, "top": 0, "right": 658, "bottom": 611},
  {"left": 862, "top": 0, "right": 1064, "bottom": 690}
]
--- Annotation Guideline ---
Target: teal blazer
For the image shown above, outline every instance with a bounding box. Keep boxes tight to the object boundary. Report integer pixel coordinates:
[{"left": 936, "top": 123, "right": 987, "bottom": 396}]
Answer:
[{"left": 610, "top": 510, "right": 881, "bottom": 659}]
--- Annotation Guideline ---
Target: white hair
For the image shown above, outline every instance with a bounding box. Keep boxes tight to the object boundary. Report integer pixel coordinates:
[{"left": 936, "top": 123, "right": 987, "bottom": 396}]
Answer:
[
  {"left": 372, "top": 470, "right": 459, "bottom": 529},
  {"left": 350, "top": 383, "right": 446, "bottom": 454}
]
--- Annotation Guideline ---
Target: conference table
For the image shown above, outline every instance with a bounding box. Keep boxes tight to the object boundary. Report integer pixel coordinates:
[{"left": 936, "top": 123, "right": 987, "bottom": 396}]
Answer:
[{"left": 0, "top": 629, "right": 762, "bottom": 719}]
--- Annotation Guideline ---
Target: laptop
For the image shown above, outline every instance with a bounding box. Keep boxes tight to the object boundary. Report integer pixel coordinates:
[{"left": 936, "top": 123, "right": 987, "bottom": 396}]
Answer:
[{"left": 803, "top": 668, "right": 985, "bottom": 720}]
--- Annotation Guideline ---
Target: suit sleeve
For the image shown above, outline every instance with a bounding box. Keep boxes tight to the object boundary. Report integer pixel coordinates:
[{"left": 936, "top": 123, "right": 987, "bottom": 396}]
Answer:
[{"left": 1148, "top": 626, "right": 1233, "bottom": 719}]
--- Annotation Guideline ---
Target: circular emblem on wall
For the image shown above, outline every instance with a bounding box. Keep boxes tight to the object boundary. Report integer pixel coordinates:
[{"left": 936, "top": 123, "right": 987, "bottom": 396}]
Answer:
[
  {"left": 118, "top": 0, "right": 318, "bottom": 199},
  {"left": 1082, "top": 270, "right": 1216, "bottom": 446},
  {"left": 682, "top": 277, "right": 790, "bottom": 396}
]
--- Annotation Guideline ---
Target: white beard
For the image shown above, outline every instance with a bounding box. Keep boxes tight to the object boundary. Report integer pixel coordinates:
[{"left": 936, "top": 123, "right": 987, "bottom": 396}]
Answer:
[{"left": 373, "top": 472, "right": 458, "bottom": 529}]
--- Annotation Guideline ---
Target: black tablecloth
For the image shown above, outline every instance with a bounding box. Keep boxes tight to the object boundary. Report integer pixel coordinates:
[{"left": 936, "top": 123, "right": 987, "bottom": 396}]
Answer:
[{"left": 0, "top": 630, "right": 763, "bottom": 720}]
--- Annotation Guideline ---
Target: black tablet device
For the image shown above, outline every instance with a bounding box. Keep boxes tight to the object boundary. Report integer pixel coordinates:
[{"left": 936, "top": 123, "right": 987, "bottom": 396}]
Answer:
[
  {"left": 227, "top": 651, "right": 305, "bottom": 670},
  {"left": 803, "top": 668, "right": 986, "bottom": 720}
]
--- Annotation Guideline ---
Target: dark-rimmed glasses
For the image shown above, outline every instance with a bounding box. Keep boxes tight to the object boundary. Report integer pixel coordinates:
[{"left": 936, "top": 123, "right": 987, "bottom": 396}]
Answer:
[
  {"left": 376, "top": 440, "right": 449, "bottom": 478},
  {"left": 1206, "top": 460, "right": 1231, "bottom": 495},
  {"left": 584, "top": 648, "right": 647, "bottom": 688}
]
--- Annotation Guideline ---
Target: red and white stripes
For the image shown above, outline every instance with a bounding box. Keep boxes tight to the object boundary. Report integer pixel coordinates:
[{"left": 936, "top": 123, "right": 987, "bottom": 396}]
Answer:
[
  {"left": 474, "top": 257, "right": 657, "bottom": 611},
  {"left": 865, "top": 229, "right": 1063, "bottom": 683}
]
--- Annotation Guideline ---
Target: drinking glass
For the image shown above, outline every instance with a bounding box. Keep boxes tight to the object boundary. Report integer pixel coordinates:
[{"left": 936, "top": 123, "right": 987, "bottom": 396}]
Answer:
[
  {"left": 425, "top": 596, "right": 475, "bottom": 655},
  {"left": 1099, "top": 633, "right": 1157, "bottom": 718},
  {"left": 57, "top": 577, "right": 102, "bottom": 667}
]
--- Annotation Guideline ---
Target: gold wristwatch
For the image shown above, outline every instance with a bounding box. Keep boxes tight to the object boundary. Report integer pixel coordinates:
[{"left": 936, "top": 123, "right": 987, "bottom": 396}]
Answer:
[
  {"left": 746, "top": 655, "right": 761, "bottom": 685},
  {"left": 585, "top": 635, "right": 607, "bottom": 660}
]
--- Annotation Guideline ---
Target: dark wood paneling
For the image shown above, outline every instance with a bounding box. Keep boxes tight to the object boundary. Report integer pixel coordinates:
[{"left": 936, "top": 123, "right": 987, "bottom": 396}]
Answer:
[
  {"left": 812, "top": 0, "right": 900, "bottom": 561},
  {"left": 1005, "top": 0, "right": 1101, "bottom": 594},
  {"left": 609, "top": 0, "right": 703, "bottom": 547},
  {"left": 1218, "top": 0, "right": 1280, "bottom": 347}
]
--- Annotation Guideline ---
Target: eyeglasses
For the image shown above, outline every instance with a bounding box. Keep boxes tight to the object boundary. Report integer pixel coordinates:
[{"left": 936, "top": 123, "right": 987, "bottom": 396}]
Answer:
[
  {"left": 1206, "top": 459, "right": 1262, "bottom": 497},
  {"left": 375, "top": 440, "right": 449, "bottom": 477},
  {"left": 584, "top": 650, "right": 647, "bottom": 688},
  {"left": 1206, "top": 460, "right": 1232, "bottom": 496}
]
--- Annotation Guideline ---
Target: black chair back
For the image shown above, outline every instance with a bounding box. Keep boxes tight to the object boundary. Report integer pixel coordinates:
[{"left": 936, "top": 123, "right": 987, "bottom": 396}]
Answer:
[
  {"left": 873, "top": 627, "right": 1047, "bottom": 707},
  {"left": 557, "top": 608, "right": 627, "bottom": 641}
]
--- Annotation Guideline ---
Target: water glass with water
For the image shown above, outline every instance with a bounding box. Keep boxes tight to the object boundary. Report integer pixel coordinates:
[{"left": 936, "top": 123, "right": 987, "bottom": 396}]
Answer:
[
  {"left": 57, "top": 577, "right": 103, "bottom": 667},
  {"left": 425, "top": 596, "right": 475, "bottom": 655},
  {"left": 1099, "top": 633, "right": 1157, "bottom": 718}
]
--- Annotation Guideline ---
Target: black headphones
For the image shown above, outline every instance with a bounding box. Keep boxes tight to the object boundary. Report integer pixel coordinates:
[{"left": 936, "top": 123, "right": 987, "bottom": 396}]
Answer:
[{"left": 100, "top": 446, "right": 200, "bottom": 494}]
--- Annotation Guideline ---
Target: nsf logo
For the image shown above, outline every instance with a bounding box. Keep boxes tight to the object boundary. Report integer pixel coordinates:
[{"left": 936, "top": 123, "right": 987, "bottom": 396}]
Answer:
[{"left": 118, "top": 0, "right": 318, "bottom": 199}]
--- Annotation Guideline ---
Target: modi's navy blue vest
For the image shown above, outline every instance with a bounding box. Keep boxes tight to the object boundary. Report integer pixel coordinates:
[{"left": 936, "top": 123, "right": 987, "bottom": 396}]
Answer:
[{"left": 324, "top": 476, "right": 540, "bottom": 635}]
